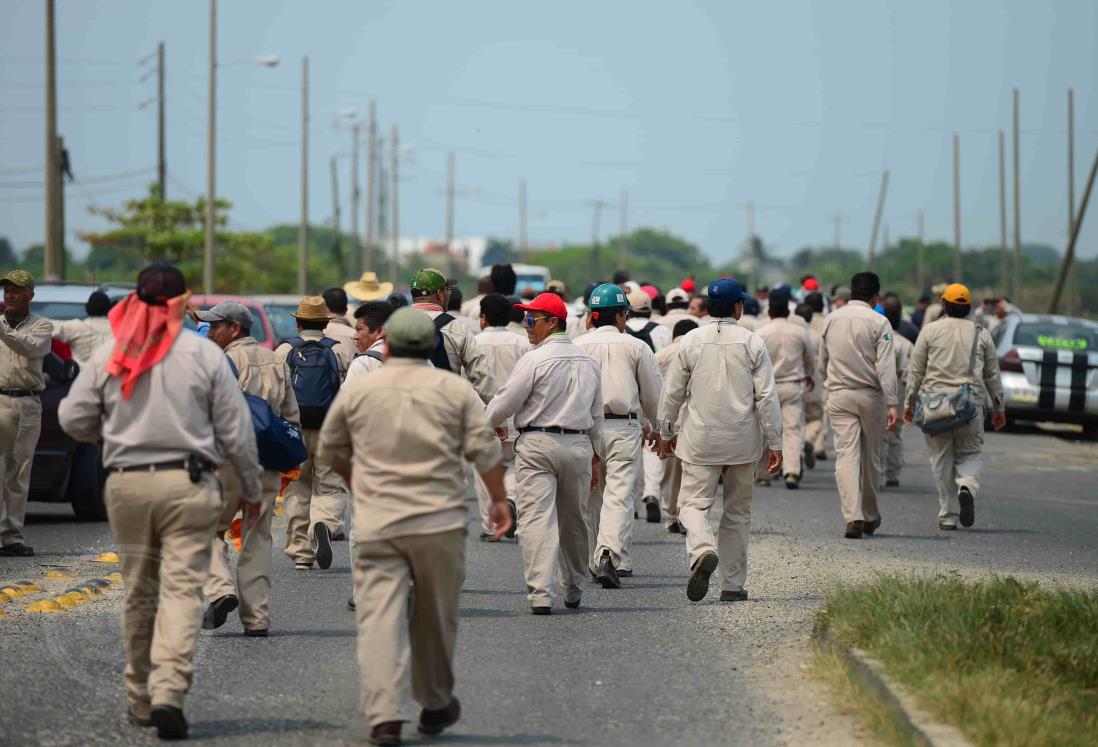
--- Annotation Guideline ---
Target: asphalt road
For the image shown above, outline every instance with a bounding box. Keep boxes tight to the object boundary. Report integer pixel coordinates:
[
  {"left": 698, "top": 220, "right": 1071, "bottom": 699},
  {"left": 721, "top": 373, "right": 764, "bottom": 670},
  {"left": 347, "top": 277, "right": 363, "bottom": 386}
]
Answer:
[{"left": 2, "top": 425, "right": 1096, "bottom": 746}]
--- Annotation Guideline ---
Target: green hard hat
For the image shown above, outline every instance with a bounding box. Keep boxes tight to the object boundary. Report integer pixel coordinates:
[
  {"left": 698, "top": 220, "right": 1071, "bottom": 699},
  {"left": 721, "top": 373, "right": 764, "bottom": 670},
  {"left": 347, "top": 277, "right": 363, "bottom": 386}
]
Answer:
[
  {"left": 410, "top": 268, "right": 447, "bottom": 294},
  {"left": 586, "top": 283, "right": 630, "bottom": 311}
]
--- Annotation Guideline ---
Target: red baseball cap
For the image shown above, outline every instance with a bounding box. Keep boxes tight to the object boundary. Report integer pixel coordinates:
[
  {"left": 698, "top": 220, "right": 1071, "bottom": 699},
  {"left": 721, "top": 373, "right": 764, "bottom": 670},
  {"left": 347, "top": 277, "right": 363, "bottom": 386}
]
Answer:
[
  {"left": 514, "top": 292, "right": 568, "bottom": 321},
  {"left": 803, "top": 277, "right": 819, "bottom": 291},
  {"left": 681, "top": 278, "right": 696, "bottom": 293}
]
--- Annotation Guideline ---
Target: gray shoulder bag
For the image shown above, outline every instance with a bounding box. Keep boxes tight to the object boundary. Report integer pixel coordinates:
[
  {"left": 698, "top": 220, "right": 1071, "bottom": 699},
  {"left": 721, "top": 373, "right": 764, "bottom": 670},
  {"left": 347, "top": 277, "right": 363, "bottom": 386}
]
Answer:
[{"left": 913, "top": 323, "right": 980, "bottom": 435}]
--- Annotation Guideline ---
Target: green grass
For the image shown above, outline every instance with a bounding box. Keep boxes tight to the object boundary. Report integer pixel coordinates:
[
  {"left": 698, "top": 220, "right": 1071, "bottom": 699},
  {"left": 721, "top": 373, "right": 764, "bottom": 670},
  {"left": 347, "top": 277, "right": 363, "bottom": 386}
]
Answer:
[
  {"left": 810, "top": 648, "right": 918, "bottom": 747},
  {"left": 816, "top": 574, "right": 1098, "bottom": 747}
]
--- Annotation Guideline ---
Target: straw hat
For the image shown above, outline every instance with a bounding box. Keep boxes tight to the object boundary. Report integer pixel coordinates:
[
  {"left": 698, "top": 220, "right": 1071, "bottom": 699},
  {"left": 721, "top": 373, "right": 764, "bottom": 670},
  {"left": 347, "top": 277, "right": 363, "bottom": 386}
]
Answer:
[
  {"left": 290, "top": 296, "right": 330, "bottom": 321},
  {"left": 343, "top": 272, "right": 395, "bottom": 302}
]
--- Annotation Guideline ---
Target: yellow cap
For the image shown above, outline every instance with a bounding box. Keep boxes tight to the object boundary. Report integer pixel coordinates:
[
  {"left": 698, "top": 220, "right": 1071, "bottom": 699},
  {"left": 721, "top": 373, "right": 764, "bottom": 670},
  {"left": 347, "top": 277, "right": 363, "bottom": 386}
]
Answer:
[{"left": 941, "top": 283, "right": 971, "bottom": 305}]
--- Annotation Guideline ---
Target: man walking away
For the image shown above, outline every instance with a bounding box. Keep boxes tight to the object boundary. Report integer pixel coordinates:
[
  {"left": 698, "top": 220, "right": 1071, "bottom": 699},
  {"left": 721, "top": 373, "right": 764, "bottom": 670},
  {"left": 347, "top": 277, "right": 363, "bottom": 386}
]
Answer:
[
  {"left": 654, "top": 318, "right": 697, "bottom": 534},
  {"left": 0, "top": 270, "right": 51, "bottom": 557},
  {"left": 819, "top": 272, "right": 898, "bottom": 539},
  {"left": 756, "top": 290, "right": 816, "bottom": 489},
  {"left": 880, "top": 296, "right": 914, "bottom": 488},
  {"left": 196, "top": 301, "right": 300, "bottom": 636},
  {"left": 50, "top": 289, "right": 114, "bottom": 368},
  {"left": 319, "top": 308, "right": 510, "bottom": 746},
  {"left": 626, "top": 289, "right": 672, "bottom": 352},
  {"left": 59, "top": 264, "right": 261, "bottom": 739},
  {"left": 904, "top": 284, "right": 1005, "bottom": 530},
  {"left": 276, "top": 297, "right": 353, "bottom": 570},
  {"left": 485, "top": 293, "right": 603, "bottom": 615},
  {"left": 473, "top": 293, "right": 530, "bottom": 542},
  {"left": 657, "top": 279, "right": 782, "bottom": 603},
  {"left": 322, "top": 287, "right": 357, "bottom": 350}
]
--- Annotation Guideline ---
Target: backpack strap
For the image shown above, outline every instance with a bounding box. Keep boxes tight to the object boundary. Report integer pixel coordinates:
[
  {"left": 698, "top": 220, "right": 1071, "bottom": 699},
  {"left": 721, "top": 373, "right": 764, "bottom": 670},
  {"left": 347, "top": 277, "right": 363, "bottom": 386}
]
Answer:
[
  {"left": 286, "top": 336, "right": 305, "bottom": 348},
  {"left": 642, "top": 321, "right": 659, "bottom": 335},
  {"left": 967, "top": 322, "right": 981, "bottom": 376},
  {"left": 433, "top": 313, "right": 456, "bottom": 332},
  {"left": 225, "top": 355, "right": 241, "bottom": 380},
  {"left": 359, "top": 349, "right": 383, "bottom": 362}
]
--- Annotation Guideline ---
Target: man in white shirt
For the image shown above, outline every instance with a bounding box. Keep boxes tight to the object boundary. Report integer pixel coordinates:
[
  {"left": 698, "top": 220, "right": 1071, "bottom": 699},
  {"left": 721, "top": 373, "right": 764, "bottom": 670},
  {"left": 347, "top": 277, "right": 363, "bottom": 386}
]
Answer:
[
  {"left": 345, "top": 300, "right": 396, "bottom": 383},
  {"left": 657, "top": 278, "right": 782, "bottom": 604},
  {"left": 659, "top": 288, "right": 693, "bottom": 334},
  {"left": 484, "top": 293, "right": 603, "bottom": 615},
  {"left": 50, "top": 290, "right": 114, "bottom": 368}
]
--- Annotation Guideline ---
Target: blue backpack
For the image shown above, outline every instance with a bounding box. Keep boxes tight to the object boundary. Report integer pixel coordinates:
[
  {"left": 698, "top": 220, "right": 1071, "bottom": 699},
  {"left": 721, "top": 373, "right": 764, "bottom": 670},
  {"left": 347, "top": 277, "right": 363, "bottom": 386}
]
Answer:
[
  {"left": 285, "top": 336, "right": 342, "bottom": 429},
  {"left": 225, "top": 357, "right": 308, "bottom": 473}
]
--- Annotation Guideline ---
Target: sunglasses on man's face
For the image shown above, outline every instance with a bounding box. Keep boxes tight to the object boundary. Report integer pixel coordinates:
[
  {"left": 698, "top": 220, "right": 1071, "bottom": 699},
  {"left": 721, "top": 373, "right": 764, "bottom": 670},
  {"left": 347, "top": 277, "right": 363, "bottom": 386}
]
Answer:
[{"left": 523, "top": 314, "right": 548, "bottom": 328}]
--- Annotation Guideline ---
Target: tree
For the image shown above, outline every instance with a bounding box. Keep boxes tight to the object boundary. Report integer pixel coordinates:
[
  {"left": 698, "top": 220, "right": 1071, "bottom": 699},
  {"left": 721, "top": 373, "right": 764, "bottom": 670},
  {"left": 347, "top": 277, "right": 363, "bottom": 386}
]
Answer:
[{"left": 0, "top": 237, "right": 16, "bottom": 268}]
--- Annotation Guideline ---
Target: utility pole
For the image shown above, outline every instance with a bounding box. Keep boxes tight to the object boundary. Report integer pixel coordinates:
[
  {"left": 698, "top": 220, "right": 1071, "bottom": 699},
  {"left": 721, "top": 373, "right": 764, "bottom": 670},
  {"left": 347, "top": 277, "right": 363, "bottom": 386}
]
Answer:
[
  {"left": 349, "top": 122, "right": 361, "bottom": 276},
  {"left": 1067, "top": 88, "right": 1076, "bottom": 314},
  {"left": 44, "top": 0, "right": 63, "bottom": 280},
  {"left": 518, "top": 177, "right": 527, "bottom": 254},
  {"left": 952, "top": 134, "right": 962, "bottom": 279},
  {"left": 1012, "top": 88, "right": 1021, "bottom": 301},
  {"left": 329, "top": 155, "right": 341, "bottom": 252},
  {"left": 444, "top": 151, "right": 455, "bottom": 278},
  {"left": 1050, "top": 146, "right": 1097, "bottom": 314},
  {"left": 204, "top": 0, "right": 217, "bottom": 294},
  {"left": 745, "top": 199, "right": 756, "bottom": 241},
  {"left": 867, "top": 169, "right": 889, "bottom": 266},
  {"left": 365, "top": 100, "right": 376, "bottom": 271},
  {"left": 998, "top": 130, "right": 1009, "bottom": 293},
  {"left": 916, "top": 209, "right": 926, "bottom": 292},
  {"left": 830, "top": 212, "right": 842, "bottom": 251},
  {"left": 297, "top": 55, "right": 308, "bottom": 295},
  {"left": 390, "top": 125, "right": 399, "bottom": 284},
  {"left": 618, "top": 189, "right": 628, "bottom": 271},
  {"left": 589, "top": 199, "right": 608, "bottom": 278},
  {"left": 157, "top": 42, "right": 166, "bottom": 199}
]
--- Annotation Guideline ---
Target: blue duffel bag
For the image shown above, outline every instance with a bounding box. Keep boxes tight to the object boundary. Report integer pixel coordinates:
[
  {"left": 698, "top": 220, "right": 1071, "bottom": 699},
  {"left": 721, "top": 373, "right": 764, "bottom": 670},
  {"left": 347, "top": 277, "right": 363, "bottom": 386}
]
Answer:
[{"left": 226, "top": 357, "right": 308, "bottom": 472}]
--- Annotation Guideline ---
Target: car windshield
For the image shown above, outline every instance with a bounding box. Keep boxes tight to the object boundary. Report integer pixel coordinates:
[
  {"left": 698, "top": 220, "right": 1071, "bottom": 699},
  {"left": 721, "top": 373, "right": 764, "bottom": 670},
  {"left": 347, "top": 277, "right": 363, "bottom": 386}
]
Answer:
[
  {"left": 1013, "top": 320, "right": 1097, "bottom": 352},
  {"left": 264, "top": 305, "right": 300, "bottom": 342},
  {"left": 515, "top": 275, "right": 547, "bottom": 293},
  {"left": 32, "top": 301, "right": 88, "bottom": 321}
]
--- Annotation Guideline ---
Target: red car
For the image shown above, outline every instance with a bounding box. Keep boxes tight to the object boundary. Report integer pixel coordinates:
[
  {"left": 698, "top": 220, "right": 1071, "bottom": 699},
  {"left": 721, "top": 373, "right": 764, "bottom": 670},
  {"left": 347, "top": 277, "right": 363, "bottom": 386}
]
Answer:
[{"left": 186, "top": 294, "right": 278, "bottom": 350}]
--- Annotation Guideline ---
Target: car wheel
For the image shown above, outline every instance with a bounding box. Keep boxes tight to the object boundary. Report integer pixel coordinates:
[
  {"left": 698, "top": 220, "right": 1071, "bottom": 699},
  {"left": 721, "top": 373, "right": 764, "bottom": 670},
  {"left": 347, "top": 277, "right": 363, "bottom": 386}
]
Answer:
[{"left": 67, "top": 443, "right": 108, "bottom": 521}]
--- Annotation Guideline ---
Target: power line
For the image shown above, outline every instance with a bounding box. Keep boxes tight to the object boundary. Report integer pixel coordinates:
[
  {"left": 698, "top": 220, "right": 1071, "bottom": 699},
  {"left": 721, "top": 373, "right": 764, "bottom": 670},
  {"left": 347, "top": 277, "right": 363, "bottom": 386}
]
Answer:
[{"left": 0, "top": 166, "right": 154, "bottom": 189}]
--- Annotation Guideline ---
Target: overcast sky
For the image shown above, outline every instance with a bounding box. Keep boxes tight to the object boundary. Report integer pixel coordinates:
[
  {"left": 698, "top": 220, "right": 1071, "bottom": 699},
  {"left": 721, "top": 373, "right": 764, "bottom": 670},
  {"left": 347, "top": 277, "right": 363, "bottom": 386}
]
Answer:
[{"left": 2, "top": 0, "right": 1096, "bottom": 267}]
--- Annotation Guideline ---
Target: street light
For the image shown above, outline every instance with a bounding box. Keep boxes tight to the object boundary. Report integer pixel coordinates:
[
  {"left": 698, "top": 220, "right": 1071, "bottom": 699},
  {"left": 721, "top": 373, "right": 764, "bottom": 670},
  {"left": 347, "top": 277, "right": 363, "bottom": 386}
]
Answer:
[{"left": 203, "top": 0, "right": 280, "bottom": 294}]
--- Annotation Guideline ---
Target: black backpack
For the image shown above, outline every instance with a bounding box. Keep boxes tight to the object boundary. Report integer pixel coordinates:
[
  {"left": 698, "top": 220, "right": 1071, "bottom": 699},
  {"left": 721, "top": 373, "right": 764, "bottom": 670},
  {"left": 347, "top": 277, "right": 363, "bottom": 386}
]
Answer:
[
  {"left": 285, "top": 337, "right": 341, "bottom": 429},
  {"left": 626, "top": 320, "right": 658, "bottom": 352},
  {"left": 430, "top": 313, "right": 456, "bottom": 372}
]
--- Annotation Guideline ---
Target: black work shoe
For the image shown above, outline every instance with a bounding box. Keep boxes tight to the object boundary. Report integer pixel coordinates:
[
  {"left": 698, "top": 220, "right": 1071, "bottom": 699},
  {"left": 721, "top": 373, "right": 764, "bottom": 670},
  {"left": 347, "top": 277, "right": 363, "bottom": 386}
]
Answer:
[
  {"left": 126, "top": 708, "right": 153, "bottom": 728},
  {"left": 785, "top": 474, "right": 800, "bottom": 490},
  {"left": 720, "top": 589, "right": 748, "bottom": 602},
  {"left": 633, "top": 510, "right": 639, "bottom": 519},
  {"left": 667, "top": 520, "right": 683, "bottom": 534},
  {"left": 815, "top": 450, "right": 828, "bottom": 461},
  {"left": 958, "top": 487, "right": 975, "bottom": 528},
  {"left": 419, "top": 697, "right": 461, "bottom": 735},
  {"left": 312, "top": 523, "right": 333, "bottom": 570},
  {"left": 505, "top": 500, "right": 518, "bottom": 538},
  {"left": 331, "top": 532, "right": 348, "bottom": 541},
  {"left": 347, "top": 595, "right": 357, "bottom": 610},
  {"left": 863, "top": 516, "right": 881, "bottom": 536},
  {"left": 588, "top": 568, "right": 597, "bottom": 581},
  {"left": 885, "top": 479, "right": 900, "bottom": 488},
  {"left": 644, "top": 496, "right": 661, "bottom": 523},
  {"left": 201, "top": 595, "right": 239, "bottom": 630},
  {"left": 368, "top": 720, "right": 402, "bottom": 746},
  {"left": 755, "top": 478, "right": 771, "bottom": 487},
  {"left": 564, "top": 596, "right": 581, "bottom": 609},
  {"left": 687, "top": 551, "right": 718, "bottom": 602},
  {"left": 0, "top": 543, "right": 34, "bottom": 557},
  {"left": 294, "top": 561, "right": 314, "bottom": 570},
  {"left": 596, "top": 550, "right": 620, "bottom": 589},
  {"left": 244, "top": 628, "right": 268, "bottom": 637},
  {"left": 804, "top": 444, "right": 816, "bottom": 470},
  {"left": 616, "top": 569, "right": 633, "bottom": 578},
  {"left": 844, "top": 521, "right": 864, "bottom": 539},
  {"left": 478, "top": 532, "right": 500, "bottom": 543},
  {"left": 150, "top": 705, "right": 187, "bottom": 740},
  {"left": 530, "top": 606, "right": 551, "bottom": 615},
  {"left": 938, "top": 519, "right": 958, "bottom": 531}
]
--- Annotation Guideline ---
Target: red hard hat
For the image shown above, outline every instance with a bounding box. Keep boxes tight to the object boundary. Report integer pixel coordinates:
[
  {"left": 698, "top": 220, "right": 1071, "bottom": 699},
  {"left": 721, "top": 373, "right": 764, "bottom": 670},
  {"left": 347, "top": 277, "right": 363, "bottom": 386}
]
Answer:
[{"left": 514, "top": 292, "right": 568, "bottom": 321}]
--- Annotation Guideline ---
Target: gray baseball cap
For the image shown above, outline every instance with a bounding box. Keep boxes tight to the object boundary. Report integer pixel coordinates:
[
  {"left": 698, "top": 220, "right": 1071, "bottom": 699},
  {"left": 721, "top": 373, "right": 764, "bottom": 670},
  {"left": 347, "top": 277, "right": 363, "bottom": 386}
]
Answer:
[
  {"left": 194, "top": 300, "right": 254, "bottom": 330},
  {"left": 385, "top": 307, "right": 436, "bottom": 352}
]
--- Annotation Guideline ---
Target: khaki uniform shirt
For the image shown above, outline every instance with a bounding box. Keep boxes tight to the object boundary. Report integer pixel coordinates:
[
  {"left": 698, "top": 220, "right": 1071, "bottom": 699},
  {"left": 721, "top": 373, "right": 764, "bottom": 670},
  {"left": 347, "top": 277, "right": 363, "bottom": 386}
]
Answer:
[
  {"left": 51, "top": 316, "right": 113, "bottom": 368},
  {"left": 819, "top": 300, "right": 898, "bottom": 406},
  {"left": 412, "top": 303, "right": 495, "bottom": 404},
  {"left": 460, "top": 294, "right": 486, "bottom": 323},
  {"left": 476, "top": 326, "right": 532, "bottom": 442},
  {"left": 757, "top": 316, "right": 816, "bottom": 383},
  {"left": 0, "top": 312, "right": 52, "bottom": 391},
  {"left": 626, "top": 316, "right": 672, "bottom": 351},
  {"left": 657, "top": 319, "right": 782, "bottom": 465},
  {"left": 905, "top": 317, "right": 1004, "bottom": 412},
  {"left": 575, "top": 326, "right": 661, "bottom": 424},
  {"left": 344, "top": 340, "right": 386, "bottom": 383},
  {"left": 58, "top": 331, "right": 263, "bottom": 501},
  {"left": 484, "top": 332, "right": 604, "bottom": 453},
  {"left": 659, "top": 308, "right": 694, "bottom": 334},
  {"left": 275, "top": 329, "right": 354, "bottom": 381},
  {"left": 893, "top": 331, "right": 913, "bottom": 402},
  {"left": 566, "top": 312, "right": 589, "bottom": 340},
  {"left": 324, "top": 316, "right": 357, "bottom": 352},
  {"left": 318, "top": 358, "right": 502, "bottom": 542},
  {"left": 225, "top": 336, "right": 300, "bottom": 425}
]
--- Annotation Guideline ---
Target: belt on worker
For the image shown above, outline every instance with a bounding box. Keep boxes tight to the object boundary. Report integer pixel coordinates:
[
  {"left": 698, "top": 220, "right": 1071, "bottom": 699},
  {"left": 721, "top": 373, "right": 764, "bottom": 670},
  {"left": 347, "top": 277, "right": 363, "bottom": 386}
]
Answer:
[
  {"left": 604, "top": 412, "right": 638, "bottom": 420},
  {"left": 518, "top": 426, "right": 585, "bottom": 435},
  {"left": 112, "top": 458, "right": 213, "bottom": 474},
  {"left": 0, "top": 389, "right": 38, "bottom": 398}
]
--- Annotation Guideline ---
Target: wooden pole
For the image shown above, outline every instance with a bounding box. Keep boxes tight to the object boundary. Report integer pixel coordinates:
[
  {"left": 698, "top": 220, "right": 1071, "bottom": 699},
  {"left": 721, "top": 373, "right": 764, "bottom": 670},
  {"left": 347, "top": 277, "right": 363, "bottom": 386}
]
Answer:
[
  {"left": 916, "top": 209, "right": 925, "bottom": 292},
  {"left": 1012, "top": 88, "right": 1021, "bottom": 301},
  {"left": 1049, "top": 146, "right": 1097, "bottom": 314},
  {"left": 998, "top": 130, "right": 1009, "bottom": 292},
  {"left": 618, "top": 189, "right": 628, "bottom": 271},
  {"left": 297, "top": 55, "right": 309, "bottom": 295},
  {"left": 365, "top": 101, "right": 376, "bottom": 271},
  {"left": 44, "top": 0, "right": 63, "bottom": 280},
  {"left": 867, "top": 170, "right": 889, "bottom": 266},
  {"left": 952, "top": 134, "right": 962, "bottom": 279}
]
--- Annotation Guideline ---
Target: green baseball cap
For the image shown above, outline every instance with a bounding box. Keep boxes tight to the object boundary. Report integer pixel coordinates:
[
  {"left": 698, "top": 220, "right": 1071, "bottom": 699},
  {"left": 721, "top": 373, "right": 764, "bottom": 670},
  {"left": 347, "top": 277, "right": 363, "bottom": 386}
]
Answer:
[
  {"left": 410, "top": 268, "right": 447, "bottom": 295},
  {"left": 1, "top": 270, "right": 34, "bottom": 289},
  {"left": 385, "top": 308, "right": 436, "bottom": 352}
]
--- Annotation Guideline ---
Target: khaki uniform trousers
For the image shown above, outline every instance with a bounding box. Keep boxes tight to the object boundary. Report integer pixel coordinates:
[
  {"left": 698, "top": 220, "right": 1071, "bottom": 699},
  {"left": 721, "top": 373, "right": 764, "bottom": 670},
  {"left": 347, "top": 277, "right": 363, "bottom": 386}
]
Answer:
[
  {"left": 756, "top": 381, "right": 805, "bottom": 478},
  {"left": 0, "top": 394, "right": 41, "bottom": 546},
  {"left": 586, "top": 421, "right": 642, "bottom": 572},
  {"left": 473, "top": 441, "right": 516, "bottom": 534},
  {"left": 284, "top": 428, "right": 348, "bottom": 563},
  {"left": 205, "top": 469, "right": 280, "bottom": 631},
  {"left": 514, "top": 431, "right": 592, "bottom": 608},
  {"left": 659, "top": 454, "right": 683, "bottom": 529},
  {"left": 880, "top": 424, "right": 905, "bottom": 483},
  {"left": 354, "top": 528, "right": 465, "bottom": 728},
  {"left": 678, "top": 461, "right": 754, "bottom": 593},
  {"left": 827, "top": 389, "right": 884, "bottom": 524},
  {"left": 924, "top": 412, "right": 984, "bottom": 520},
  {"left": 104, "top": 469, "right": 220, "bottom": 716},
  {"left": 805, "top": 389, "right": 828, "bottom": 454},
  {"left": 640, "top": 447, "right": 664, "bottom": 499}
]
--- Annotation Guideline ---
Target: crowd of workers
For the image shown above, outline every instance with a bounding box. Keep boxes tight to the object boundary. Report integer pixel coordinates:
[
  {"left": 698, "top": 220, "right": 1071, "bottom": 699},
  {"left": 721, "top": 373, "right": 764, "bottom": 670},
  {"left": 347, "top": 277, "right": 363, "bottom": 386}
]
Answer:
[{"left": 0, "top": 261, "right": 1008, "bottom": 744}]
